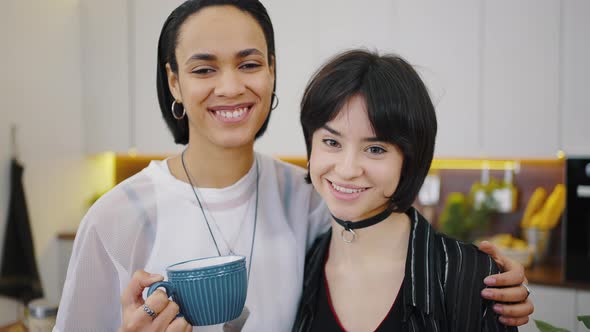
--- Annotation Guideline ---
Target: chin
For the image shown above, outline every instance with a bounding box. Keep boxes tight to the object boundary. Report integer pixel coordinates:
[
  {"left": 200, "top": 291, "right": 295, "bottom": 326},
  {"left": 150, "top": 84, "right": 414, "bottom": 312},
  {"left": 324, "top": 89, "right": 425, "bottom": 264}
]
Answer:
[
  {"left": 328, "top": 205, "right": 362, "bottom": 222},
  {"left": 211, "top": 131, "right": 258, "bottom": 149}
]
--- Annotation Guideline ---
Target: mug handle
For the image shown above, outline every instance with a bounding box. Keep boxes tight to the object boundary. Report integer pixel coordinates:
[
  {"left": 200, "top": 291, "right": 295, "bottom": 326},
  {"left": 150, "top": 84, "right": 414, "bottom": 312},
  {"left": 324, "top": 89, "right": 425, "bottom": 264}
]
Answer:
[
  {"left": 146, "top": 281, "right": 183, "bottom": 318},
  {"left": 147, "top": 281, "right": 176, "bottom": 298}
]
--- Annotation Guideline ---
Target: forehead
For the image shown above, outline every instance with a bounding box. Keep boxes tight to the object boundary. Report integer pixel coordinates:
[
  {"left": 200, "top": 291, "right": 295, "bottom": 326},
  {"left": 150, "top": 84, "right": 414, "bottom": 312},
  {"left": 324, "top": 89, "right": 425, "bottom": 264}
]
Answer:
[
  {"left": 327, "top": 95, "right": 375, "bottom": 136},
  {"left": 176, "top": 5, "right": 268, "bottom": 60}
]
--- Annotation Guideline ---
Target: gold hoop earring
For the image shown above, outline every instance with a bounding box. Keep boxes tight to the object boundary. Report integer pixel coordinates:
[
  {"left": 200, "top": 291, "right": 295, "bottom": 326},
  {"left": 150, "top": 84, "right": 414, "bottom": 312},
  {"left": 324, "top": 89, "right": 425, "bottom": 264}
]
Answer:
[
  {"left": 271, "top": 92, "right": 279, "bottom": 110},
  {"left": 171, "top": 100, "right": 186, "bottom": 120}
]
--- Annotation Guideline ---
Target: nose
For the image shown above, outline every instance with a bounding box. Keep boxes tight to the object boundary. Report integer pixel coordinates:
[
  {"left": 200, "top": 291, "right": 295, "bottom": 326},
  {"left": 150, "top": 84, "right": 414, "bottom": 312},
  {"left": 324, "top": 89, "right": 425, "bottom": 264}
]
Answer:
[
  {"left": 215, "top": 69, "right": 246, "bottom": 98},
  {"left": 334, "top": 151, "right": 363, "bottom": 180}
]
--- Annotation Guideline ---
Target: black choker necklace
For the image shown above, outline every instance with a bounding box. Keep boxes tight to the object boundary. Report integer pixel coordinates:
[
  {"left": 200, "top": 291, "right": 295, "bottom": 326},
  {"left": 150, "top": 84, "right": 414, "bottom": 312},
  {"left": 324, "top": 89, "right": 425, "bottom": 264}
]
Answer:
[{"left": 332, "top": 208, "right": 393, "bottom": 243}]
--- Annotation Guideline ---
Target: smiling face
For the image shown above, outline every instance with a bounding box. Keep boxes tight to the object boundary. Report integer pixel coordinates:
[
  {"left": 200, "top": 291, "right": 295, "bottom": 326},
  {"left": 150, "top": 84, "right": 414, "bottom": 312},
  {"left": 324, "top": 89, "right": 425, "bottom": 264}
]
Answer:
[
  {"left": 167, "top": 5, "right": 275, "bottom": 150},
  {"left": 309, "top": 94, "right": 405, "bottom": 222}
]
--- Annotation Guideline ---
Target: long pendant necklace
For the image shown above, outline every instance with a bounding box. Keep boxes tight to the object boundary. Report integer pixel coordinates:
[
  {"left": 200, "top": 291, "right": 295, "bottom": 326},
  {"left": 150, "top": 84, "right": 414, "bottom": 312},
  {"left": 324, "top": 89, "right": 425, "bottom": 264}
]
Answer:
[
  {"left": 181, "top": 149, "right": 259, "bottom": 329},
  {"left": 184, "top": 177, "right": 255, "bottom": 256}
]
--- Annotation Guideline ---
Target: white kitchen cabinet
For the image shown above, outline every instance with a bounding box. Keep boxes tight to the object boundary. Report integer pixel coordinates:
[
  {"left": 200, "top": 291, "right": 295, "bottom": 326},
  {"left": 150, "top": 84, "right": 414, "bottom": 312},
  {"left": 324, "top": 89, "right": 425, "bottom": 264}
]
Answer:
[
  {"left": 253, "top": 0, "right": 318, "bottom": 156},
  {"left": 519, "top": 284, "right": 577, "bottom": 332},
  {"left": 576, "top": 289, "right": 590, "bottom": 332},
  {"left": 80, "top": 0, "right": 132, "bottom": 154},
  {"left": 393, "top": 0, "right": 482, "bottom": 157},
  {"left": 130, "top": 0, "right": 184, "bottom": 154},
  {"left": 57, "top": 237, "right": 74, "bottom": 303},
  {"left": 80, "top": 0, "right": 181, "bottom": 155},
  {"left": 480, "top": 0, "right": 561, "bottom": 158},
  {"left": 561, "top": 0, "right": 590, "bottom": 156},
  {"left": 81, "top": 0, "right": 588, "bottom": 157},
  {"left": 310, "top": 0, "right": 397, "bottom": 63},
  {"left": 0, "top": 297, "right": 22, "bottom": 326}
]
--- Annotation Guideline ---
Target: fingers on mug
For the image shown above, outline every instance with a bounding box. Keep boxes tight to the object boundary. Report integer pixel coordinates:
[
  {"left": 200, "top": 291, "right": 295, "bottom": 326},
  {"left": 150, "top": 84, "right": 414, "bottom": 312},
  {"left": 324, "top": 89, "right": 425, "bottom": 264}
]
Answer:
[{"left": 147, "top": 282, "right": 180, "bottom": 317}]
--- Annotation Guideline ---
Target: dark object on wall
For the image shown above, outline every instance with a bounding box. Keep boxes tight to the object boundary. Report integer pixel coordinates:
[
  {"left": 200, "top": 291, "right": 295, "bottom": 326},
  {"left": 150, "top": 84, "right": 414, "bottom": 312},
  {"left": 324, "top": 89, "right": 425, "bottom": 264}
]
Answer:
[
  {"left": 0, "top": 158, "right": 43, "bottom": 303},
  {"left": 564, "top": 157, "right": 590, "bottom": 283}
]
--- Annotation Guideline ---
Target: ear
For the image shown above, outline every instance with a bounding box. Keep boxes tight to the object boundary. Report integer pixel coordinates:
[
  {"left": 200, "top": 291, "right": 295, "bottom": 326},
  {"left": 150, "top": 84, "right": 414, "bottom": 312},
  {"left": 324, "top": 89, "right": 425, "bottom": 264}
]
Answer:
[
  {"left": 166, "top": 63, "right": 182, "bottom": 102},
  {"left": 269, "top": 55, "right": 276, "bottom": 83}
]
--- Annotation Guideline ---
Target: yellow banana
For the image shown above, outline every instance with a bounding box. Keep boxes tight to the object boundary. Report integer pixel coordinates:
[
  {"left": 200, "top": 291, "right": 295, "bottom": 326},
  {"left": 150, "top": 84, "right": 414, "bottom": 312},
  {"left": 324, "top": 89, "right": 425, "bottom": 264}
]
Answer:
[
  {"left": 540, "top": 184, "right": 566, "bottom": 230},
  {"left": 528, "top": 212, "right": 544, "bottom": 228},
  {"left": 511, "top": 238, "right": 528, "bottom": 249},
  {"left": 491, "top": 233, "right": 513, "bottom": 248},
  {"left": 521, "top": 187, "right": 547, "bottom": 228}
]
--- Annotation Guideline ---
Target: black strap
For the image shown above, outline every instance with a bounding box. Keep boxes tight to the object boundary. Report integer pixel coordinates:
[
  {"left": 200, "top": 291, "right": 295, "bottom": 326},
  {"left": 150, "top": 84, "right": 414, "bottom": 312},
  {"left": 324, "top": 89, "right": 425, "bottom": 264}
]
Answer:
[{"left": 331, "top": 208, "right": 393, "bottom": 231}]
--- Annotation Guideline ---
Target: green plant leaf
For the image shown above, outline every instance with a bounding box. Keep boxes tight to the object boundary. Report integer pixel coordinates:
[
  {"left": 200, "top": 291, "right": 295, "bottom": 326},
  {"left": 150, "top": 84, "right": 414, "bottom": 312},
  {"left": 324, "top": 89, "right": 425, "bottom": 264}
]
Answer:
[
  {"left": 578, "top": 316, "right": 590, "bottom": 329},
  {"left": 534, "top": 319, "right": 571, "bottom": 332}
]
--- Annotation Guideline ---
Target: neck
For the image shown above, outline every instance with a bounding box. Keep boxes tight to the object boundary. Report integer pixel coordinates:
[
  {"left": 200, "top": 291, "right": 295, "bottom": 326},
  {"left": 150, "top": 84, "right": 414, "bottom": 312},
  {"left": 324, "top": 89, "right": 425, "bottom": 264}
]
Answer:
[
  {"left": 328, "top": 212, "right": 411, "bottom": 267},
  {"left": 170, "top": 141, "right": 255, "bottom": 189}
]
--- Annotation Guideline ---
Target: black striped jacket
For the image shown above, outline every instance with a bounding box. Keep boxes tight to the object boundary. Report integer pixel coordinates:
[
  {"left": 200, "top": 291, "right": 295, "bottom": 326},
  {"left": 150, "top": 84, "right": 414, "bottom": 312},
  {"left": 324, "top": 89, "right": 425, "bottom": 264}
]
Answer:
[{"left": 293, "top": 207, "right": 518, "bottom": 332}]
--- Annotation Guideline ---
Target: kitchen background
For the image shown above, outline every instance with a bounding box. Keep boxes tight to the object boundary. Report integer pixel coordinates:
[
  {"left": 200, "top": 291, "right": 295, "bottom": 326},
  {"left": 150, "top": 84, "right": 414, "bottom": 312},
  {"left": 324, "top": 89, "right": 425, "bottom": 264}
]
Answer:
[{"left": 0, "top": 0, "right": 589, "bottom": 330}]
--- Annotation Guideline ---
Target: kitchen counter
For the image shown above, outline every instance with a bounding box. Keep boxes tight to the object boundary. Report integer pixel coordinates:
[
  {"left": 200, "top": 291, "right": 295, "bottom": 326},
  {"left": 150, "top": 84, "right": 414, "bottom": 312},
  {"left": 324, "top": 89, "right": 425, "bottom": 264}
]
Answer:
[
  {"left": 526, "top": 262, "right": 590, "bottom": 290},
  {"left": 57, "top": 231, "right": 590, "bottom": 290},
  {"left": 0, "top": 321, "right": 25, "bottom": 332}
]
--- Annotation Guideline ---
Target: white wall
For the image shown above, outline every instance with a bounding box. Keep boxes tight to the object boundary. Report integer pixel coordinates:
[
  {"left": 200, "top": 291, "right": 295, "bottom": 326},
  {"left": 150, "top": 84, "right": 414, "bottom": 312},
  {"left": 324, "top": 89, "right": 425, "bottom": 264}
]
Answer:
[{"left": 0, "top": 0, "right": 93, "bottom": 317}]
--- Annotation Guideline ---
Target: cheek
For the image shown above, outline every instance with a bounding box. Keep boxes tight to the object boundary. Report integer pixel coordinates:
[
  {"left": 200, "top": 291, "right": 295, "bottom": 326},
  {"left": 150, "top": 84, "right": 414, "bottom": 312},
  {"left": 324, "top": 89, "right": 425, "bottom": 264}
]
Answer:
[
  {"left": 384, "top": 179, "right": 399, "bottom": 197},
  {"left": 377, "top": 164, "right": 402, "bottom": 197},
  {"left": 250, "top": 72, "right": 274, "bottom": 100},
  {"left": 181, "top": 77, "right": 213, "bottom": 104},
  {"left": 309, "top": 142, "right": 329, "bottom": 184}
]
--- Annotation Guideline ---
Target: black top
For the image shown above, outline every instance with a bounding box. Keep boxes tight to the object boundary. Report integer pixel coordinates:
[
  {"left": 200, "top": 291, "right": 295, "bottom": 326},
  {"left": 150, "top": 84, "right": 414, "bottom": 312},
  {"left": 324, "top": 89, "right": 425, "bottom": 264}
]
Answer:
[
  {"left": 293, "top": 207, "right": 518, "bottom": 332},
  {"left": 309, "top": 261, "right": 403, "bottom": 331}
]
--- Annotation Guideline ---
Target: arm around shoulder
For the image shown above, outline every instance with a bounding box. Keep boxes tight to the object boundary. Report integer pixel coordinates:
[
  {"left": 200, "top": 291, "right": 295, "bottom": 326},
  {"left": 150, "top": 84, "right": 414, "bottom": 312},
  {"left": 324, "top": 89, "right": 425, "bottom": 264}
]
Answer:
[{"left": 440, "top": 238, "right": 517, "bottom": 331}]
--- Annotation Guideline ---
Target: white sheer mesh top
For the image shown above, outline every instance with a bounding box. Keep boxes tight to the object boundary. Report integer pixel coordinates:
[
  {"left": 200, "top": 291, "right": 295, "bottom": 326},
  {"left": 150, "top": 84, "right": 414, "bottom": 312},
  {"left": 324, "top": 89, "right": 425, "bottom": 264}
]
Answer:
[{"left": 55, "top": 153, "right": 330, "bottom": 332}]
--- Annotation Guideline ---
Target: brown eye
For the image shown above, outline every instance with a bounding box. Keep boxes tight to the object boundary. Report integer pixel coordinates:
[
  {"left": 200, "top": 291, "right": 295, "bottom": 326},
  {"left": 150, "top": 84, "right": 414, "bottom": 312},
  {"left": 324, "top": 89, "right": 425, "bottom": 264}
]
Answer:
[
  {"left": 192, "top": 67, "right": 215, "bottom": 75},
  {"left": 367, "top": 146, "right": 386, "bottom": 154},
  {"left": 239, "top": 62, "right": 261, "bottom": 70},
  {"left": 322, "top": 139, "right": 340, "bottom": 148}
]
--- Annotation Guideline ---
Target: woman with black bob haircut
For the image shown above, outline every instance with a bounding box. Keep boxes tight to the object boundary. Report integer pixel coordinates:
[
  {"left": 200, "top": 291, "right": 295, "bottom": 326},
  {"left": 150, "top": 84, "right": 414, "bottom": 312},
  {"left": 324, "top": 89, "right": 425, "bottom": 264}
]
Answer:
[
  {"left": 56, "top": 0, "right": 532, "bottom": 330},
  {"left": 300, "top": 50, "right": 437, "bottom": 213},
  {"left": 294, "top": 49, "right": 518, "bottom": 331}
]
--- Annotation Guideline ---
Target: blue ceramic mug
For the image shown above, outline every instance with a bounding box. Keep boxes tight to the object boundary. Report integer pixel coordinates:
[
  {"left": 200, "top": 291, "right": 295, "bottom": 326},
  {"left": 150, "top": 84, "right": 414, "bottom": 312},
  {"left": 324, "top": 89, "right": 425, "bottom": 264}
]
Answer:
[{"left": 147, "top": 255, "right": 247, "bottom": 326}]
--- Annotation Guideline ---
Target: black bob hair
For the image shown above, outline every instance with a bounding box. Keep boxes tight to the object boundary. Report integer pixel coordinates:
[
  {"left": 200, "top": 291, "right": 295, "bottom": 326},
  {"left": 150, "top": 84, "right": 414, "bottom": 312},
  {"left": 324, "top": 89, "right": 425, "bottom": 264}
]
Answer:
[
  {"left": 300, "top": 49, "right": 437, "bottom": 213},
  {"left": 156, "top": 0, "right": 277, "bottom": 144}
]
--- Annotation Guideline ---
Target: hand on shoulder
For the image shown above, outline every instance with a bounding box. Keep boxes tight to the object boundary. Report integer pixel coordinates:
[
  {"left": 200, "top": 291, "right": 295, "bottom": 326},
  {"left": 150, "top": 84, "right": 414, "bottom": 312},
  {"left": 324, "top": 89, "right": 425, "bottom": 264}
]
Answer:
[{"left": 479, "top": 241, "right": 534, "bottom": 326}]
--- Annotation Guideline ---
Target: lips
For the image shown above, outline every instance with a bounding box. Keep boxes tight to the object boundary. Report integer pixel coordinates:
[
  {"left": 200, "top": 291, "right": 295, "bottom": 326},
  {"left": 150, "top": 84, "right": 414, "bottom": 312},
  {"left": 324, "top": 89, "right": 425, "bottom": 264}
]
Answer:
[
  {"left": 208, "top": 103, "right": 254, "bottom": 123},
  {"left": 327, "top": 179, "right": 369, "bottom": 201}
]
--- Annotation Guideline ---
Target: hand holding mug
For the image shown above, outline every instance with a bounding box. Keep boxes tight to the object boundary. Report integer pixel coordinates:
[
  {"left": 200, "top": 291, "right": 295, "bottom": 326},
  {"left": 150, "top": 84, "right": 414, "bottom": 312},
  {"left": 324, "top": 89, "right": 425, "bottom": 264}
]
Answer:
[{"left": 119, "top": 270, "right": 191, "bottom": 332}]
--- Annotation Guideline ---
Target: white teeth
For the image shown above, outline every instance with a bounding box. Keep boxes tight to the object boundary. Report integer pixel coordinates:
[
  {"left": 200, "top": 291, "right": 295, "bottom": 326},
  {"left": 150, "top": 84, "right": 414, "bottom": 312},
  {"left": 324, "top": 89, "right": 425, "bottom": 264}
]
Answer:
[
  {"left": 215, "top": 107, "right": 248, "bottom": 119},
  {"left": 331, "top": 182, "right": 365, "bottom": 194}
]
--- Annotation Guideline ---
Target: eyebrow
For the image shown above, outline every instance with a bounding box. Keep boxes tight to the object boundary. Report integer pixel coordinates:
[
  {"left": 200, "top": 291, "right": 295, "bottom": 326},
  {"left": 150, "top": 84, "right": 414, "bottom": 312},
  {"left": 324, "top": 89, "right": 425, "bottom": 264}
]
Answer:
[
  {"left": 186, "top": 53, "right": 216, "bottom": 63},
  {"left": 321, "top": 125, "right": 381, "bottom": 142},
  {"left": 185, "top": 48, "right": 264, "bottom": 65},
  {"left": 237, "top": 48, "right": 264, "bottom": 58}
]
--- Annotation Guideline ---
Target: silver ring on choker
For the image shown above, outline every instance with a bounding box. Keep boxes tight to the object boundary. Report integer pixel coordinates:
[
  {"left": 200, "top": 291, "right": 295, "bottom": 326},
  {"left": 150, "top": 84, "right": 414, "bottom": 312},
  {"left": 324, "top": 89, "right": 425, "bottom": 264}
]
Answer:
[
  {"left": 341, "top": 228, "right": 356, "bottom": 243},
  {"left": 522, "top": 283, "right": 531, "bottom": 299},
  {"left": 143, "top": 303, "right": 158, "bottom": 318}
]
